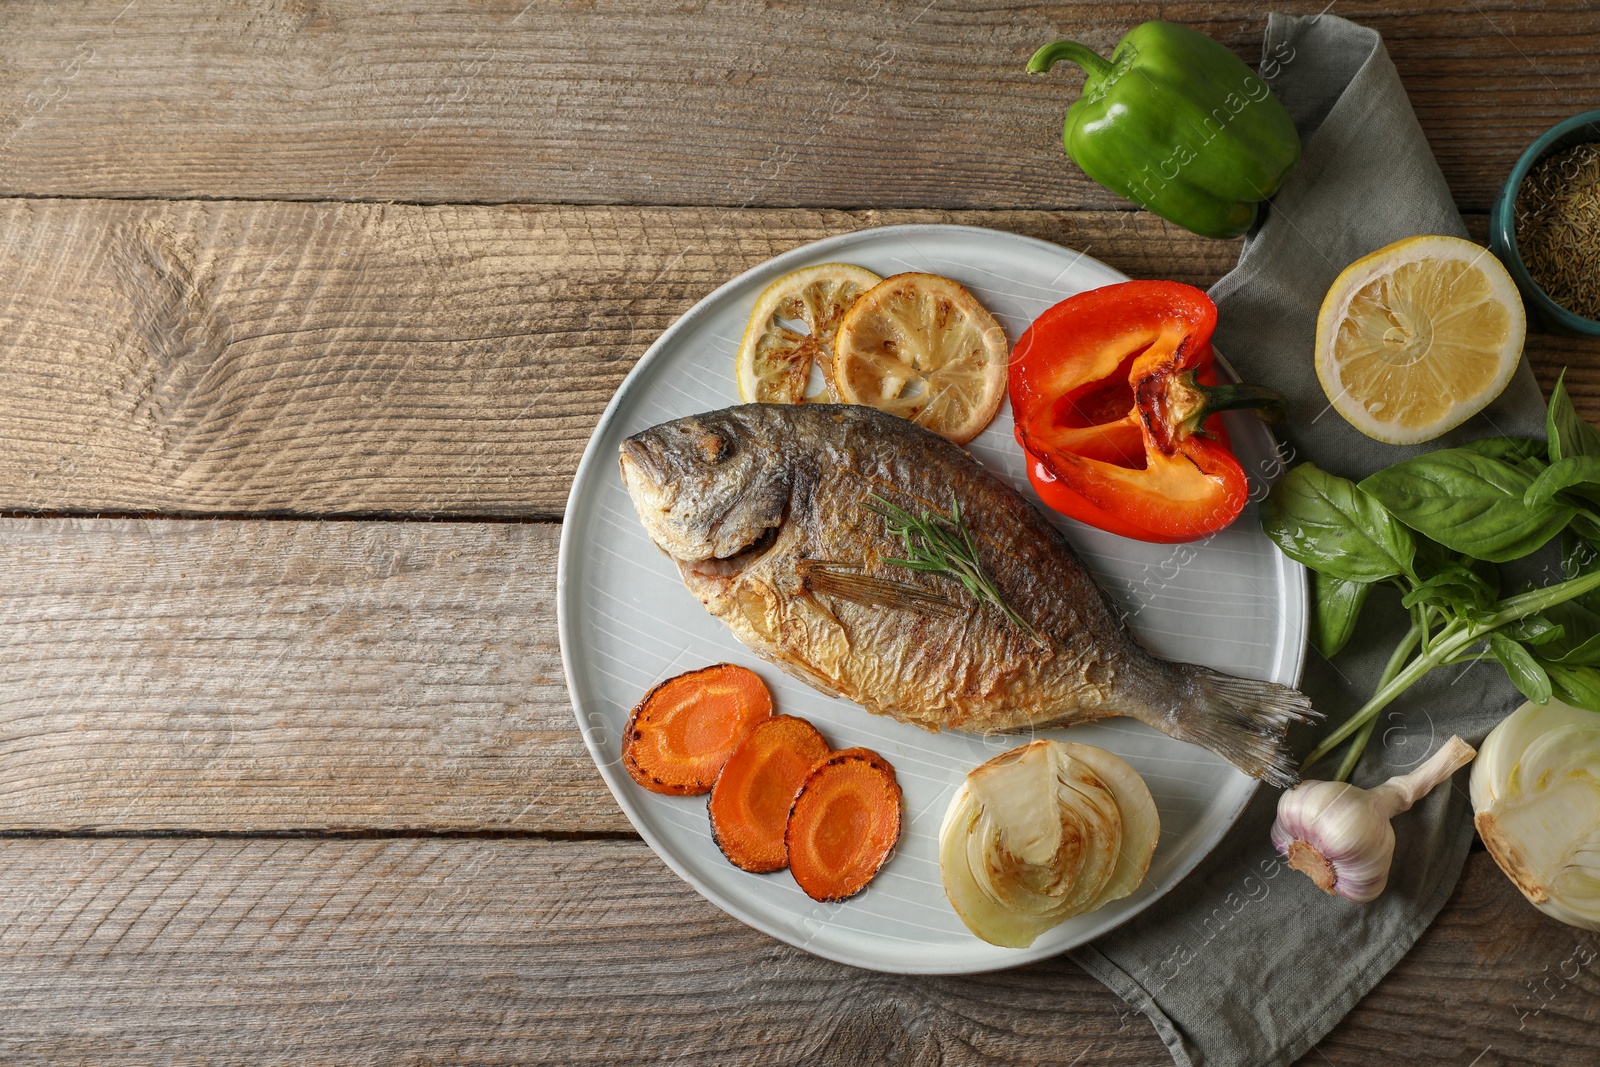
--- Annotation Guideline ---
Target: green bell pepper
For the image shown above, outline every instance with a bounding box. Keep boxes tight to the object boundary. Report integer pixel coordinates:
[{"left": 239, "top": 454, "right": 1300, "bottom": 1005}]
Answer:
[{"left": 1028, "top": 22, "right": 1301, "bottom": 240}]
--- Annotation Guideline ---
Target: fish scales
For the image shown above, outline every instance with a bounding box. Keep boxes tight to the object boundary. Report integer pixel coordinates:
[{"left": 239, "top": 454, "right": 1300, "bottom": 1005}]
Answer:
[{"left": 619, "top": 403, "right": 1314, "bottom": 785}]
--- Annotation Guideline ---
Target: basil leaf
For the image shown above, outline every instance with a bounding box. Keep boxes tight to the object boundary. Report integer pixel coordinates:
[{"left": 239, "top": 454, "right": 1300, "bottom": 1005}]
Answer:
[
  {"left": 1542, "top": 661, "right": 1600, "bottom": 712},
  {"left": 1500, "top": 614, "right": 1566, "bottom": 646},
  {"left": 1261, "top": 463, "right": 1416, "bottom": 582},
  {"left": 1312, "top": 571, "right": 1370, "bottom": 659},
  {"left": 1536, "top": 600, "right": 1600, "bottom": 665},
  {"left": 1556, "top": 527, "right": 1600, "bottom": 616},
  {"left": 1564, "top": 529, "right": 1600, "bottom": 575},
  {"left": 1460, "top": 436, "right": 1548, "bottom": 464},
  {"left": 1547, "top": 369, "right": 1600, "bottom": 463},
  {"left": 1571, "top": 511, "right": 1600, "bottom": 550},
  {"left": 1560, "top": 531, "right": 1600, "bottom": 618},
  {"left": 1550, "top": 637, "right": 1600, "bottom": 667},
  {"left": 1409, "top": 534, "right": 1455, "bottom": 580},
  {"left": 1360, "top": 449, "right": 1576, "bottom": 563},
  {"left": 1400, "top": 562, "right": 1495, "bottom": 619},
  {"left": 1525, "top": 455, "right": 1600, "bottom": 509},
  {"left": 1470, "top": 556, "right": 1502, "bottom": 599},
  {"left": 1490, "top": 633, "right": 1553, "bottom": 704}
]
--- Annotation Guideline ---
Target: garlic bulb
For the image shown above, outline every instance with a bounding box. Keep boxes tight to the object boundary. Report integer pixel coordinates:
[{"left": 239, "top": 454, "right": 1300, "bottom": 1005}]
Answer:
[
  {"left": 940, "top": 740, "right": 1159, "bottom": 948},
  {"left": 1472, "top": 699, "right": 1600, "bottom": 930},
  {"left": 1272, "top": 735, "right": 1476, "bottom": 902}
]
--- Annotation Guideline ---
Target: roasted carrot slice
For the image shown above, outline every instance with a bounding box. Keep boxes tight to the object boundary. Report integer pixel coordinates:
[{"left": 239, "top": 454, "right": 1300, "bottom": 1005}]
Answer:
[
  {"left": 785, "top": 747, "right": 903, "bottom": 902},
  {"left": 622, "top": 664, "right": 773, "bottom": 796},
  {"left": 709, "top": 715, "right": 831, "bottom": 873}
]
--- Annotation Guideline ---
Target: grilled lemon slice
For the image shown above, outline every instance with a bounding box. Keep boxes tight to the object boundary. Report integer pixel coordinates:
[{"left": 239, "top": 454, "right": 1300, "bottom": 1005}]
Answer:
[
  {"left": 736, "top": 262, "right": 882, "bottom": 404},
  {"left": 833, "top": 272, "right": 1009, "bottom": 445}
]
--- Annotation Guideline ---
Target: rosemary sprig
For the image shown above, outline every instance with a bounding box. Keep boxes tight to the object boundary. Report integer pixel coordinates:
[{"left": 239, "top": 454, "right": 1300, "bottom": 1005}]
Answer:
[{"left": 865, "top": 493, "right": 1045, "bottom": 646}]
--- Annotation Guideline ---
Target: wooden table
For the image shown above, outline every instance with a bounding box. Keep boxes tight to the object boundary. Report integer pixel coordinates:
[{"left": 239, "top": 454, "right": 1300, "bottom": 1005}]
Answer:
[{"left": 1, "top": 2, "right": 1597, "bottom": 1063}]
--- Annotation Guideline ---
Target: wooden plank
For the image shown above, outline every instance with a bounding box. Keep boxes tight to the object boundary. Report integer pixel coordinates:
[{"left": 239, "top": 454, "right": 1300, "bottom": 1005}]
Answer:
[
  {"left": 0, "top": 198, "right": 1238, "bottom": 516},
  {"left": 0, "top": 838, "right": 1586, "bottom": 1065},
  {"left": 0, "top": 836, "right": 1158, "bottom": 1065},
  {"left": 0, "top": 517, "right": 628, "bottom": 833},
  {"left": 1306, "top": 852, "right": 1600, "bottom": 1066},
  {"left": 7, "top": 524, "right": 1586, "bottom": 1058},
  {"left": 1, "top": 198, "right": 1595, "bottom": 518},
  {"left": 0, "top": 1, "right": 1590, "bottom": 211}
]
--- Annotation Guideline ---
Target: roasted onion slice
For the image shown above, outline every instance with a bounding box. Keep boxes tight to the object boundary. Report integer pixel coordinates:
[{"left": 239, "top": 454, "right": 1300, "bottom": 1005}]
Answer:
[{"left": 939, "top": 740, "right": 1159, "bottom": 948}]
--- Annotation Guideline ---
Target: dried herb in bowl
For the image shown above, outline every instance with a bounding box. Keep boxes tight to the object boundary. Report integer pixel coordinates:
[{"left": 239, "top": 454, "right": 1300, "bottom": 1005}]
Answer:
[{"left": 1515, "top": 141, "right": 1600, "bottom": 320}]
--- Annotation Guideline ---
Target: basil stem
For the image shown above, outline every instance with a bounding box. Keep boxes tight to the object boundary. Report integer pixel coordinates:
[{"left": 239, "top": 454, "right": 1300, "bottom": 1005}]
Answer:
[
  {"left": 1304, "top": 564, "right": 1600, "bottom": 771},
  {"left": 1333, "top": 620, "right": 1424, "bottom": 783}
]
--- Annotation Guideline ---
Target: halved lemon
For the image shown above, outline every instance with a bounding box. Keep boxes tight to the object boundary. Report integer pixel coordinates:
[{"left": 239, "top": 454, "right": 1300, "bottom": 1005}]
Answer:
[
  {"left": 833, "top": 273, "right": 1009, "bottom": 445},
  {"left": 1315, "top": 234, "right": 1526, "bottom": 445},
  {"left": 736, "top": 262, "right": 882, "bottom": 404}
]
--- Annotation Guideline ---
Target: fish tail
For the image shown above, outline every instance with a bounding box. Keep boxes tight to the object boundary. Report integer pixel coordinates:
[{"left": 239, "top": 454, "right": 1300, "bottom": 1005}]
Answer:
[{"left": 1157, "top": 667, "right": 1318, "bottom": 788}]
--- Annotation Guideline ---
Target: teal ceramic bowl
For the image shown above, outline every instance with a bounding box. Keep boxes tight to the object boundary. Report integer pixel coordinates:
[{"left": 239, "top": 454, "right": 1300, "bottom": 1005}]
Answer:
[{"left": 1489, "top": 110, "right": 1600, "bottom": 337}]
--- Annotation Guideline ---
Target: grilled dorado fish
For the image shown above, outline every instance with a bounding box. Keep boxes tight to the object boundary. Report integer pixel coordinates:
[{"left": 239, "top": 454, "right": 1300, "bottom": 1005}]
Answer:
[{"left": 618, "top": 403, "right": 1314, "bottom": 786}]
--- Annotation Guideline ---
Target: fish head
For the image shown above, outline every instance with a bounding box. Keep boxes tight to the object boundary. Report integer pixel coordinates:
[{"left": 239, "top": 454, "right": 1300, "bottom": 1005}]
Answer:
[{"left": 619, "top": 408, "right": 793, "bottom": 567}]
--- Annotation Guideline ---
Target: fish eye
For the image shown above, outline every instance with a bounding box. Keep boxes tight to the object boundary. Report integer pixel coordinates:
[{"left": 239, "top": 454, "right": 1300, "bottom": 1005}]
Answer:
[{"left": 696, "top": 430, "right": 732, "bottom": 464}]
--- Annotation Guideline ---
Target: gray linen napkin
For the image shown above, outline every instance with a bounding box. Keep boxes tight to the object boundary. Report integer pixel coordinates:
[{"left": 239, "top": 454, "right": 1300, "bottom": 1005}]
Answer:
[{"left": 1068, "top": 14, "right": 1547, "bottom": 1066}]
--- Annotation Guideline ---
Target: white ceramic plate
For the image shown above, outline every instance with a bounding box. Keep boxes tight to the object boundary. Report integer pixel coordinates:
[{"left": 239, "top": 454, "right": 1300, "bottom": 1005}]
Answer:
[{"left": 558, "top": 225, "right": 1306, "bottom": 975}]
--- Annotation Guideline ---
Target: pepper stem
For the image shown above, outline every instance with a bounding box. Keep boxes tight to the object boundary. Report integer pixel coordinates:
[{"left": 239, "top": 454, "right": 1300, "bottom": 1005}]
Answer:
[
  {"left": 1168, "top": 370, "right": 1287, "bottom": 438},
  {"left": 1026, "top": 40, "right": 1116, "bottom": 82}
]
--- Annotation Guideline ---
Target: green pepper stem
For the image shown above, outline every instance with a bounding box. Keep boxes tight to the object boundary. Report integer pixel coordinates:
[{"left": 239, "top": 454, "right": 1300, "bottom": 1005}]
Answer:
[
  {"left": 1171, "top": 372, "right": 1286, "bottom": 437},
  {"left": 1026, "top": 40, "right": 1115, "bottom": 81},
  {"left": 1194, "top": 382, "right": 1286, "bottom": 419}
]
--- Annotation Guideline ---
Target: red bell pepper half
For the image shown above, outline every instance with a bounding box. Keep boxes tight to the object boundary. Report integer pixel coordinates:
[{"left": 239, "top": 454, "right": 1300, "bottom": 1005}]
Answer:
[{"left": 1010, "top": 280, "right": 1283, "bottom": 543}]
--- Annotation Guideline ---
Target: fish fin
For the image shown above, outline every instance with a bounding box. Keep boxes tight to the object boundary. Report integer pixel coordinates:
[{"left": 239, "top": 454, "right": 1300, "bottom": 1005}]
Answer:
[
  {"left": 799, "top": 560, "right": 959, "bottom": 617},
  {"left": 1165, "top": 669, "right": 1319, "bottom": 788}
]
